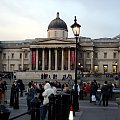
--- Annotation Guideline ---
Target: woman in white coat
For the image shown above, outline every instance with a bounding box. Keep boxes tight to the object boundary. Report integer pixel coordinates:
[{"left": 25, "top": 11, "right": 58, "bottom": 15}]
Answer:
[{"left": 41, "top": 82, "right": 55, "bottom": 120}]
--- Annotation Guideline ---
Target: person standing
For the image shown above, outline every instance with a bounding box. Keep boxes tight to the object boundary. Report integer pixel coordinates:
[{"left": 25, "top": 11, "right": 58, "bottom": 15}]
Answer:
[
  {"left": 101, "top": 81, "right": 110, "bottom": 106},
  {"left": 41, "top": 83, "right": 55, "bottom": 120},
  {"left": 26, "top": 82, "right": 36, "bottom": 111}
]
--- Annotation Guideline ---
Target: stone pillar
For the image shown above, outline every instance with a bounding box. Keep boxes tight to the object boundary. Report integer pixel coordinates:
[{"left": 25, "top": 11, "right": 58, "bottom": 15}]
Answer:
[
  {"left": 36, "top": 49, "right": 38, "bottom": 70},
  {"left": 62, "top": 48, "right": 64, "bottom": 70},
  {"left": 116, "top": 98, "right": 120, "bottom": 120},
  {"left": 91, "top": 51, "right": 93, "bottom": 72},
  {"left": 21, "top": 52, "right": 24, "bottom": 71},
  {"left": 49, "top": 48, "right": 51, "bottom": 70},
  {"left": 68, "top": 48, "right": 70, "bottom": 71},
  {"left": 42, "top": 48, "right": 45, "bottom": 70},
  {"left": 55, "top": 49, "right": 57, "bottom": 71},
  {"left": 29, "top": 50, "right": 32, "bottom": 70}
]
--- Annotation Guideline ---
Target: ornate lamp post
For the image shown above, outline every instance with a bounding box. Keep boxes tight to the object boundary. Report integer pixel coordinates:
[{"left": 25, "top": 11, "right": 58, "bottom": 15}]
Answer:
[{"left": 71, "top": 16, "right": 81, "bottom": 111}]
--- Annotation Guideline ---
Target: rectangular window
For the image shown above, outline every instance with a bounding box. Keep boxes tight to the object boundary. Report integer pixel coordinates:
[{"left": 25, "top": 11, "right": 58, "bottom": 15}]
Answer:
[
  {"left": 113, "top": 52, "right": 117, "bottom": 58},
  {"left": 20, "top": 53, "right": 22, "bottom": 59},
  {"left": 113, "top": 65, "right": 117, "bottom": 73},
  {"left": 94, "top": 53, "right": 98, "bottom": 58},
  {"left": 3, "top": 53, "right": 6, "bottom": 59},
  {"left": 94, "top": 65, "right": 99, "bottom": 72},
  {"left": 10, "top": 64, "right": 15, "bottom": 71},
  {"left": 2, "top": 64, "right": 6, "bottom": 71},
  {"left": 11, "top": 53, "right": 14, "bottom": 59},
  {"left": 104, "top": 52, "right": 107, "bottom": 58},
  {"left": 103, "top": 65, "right": 108, "bottom": 73},
  {"left": 18, "top": 64, "right": 22, "bottom": 70},
  {"left": 87, "top": 52, "right": 90, "bottom": 58},
  {"left": 25, "top": 53, "right": 27, "bottom": 58}
]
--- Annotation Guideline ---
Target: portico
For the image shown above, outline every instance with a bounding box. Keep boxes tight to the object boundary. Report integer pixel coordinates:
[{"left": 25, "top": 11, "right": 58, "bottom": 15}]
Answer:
[{"left": 30, "top": 44, "right": 75, "bottom": 72}]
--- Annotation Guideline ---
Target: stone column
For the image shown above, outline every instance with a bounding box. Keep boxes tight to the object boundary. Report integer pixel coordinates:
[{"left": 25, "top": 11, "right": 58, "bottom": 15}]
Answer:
[
  {"left": 21, "top": 51, "right": 24, "bottom": 71},
  {"left": 29, "top": 50, "right": 32, "bottom": 70},
  {"left": 49, "top": 48, "right": 51, "bottom": 70},
  {"left": 36, "top": 49, "right": 38, "bottom": 70},
  {"left": 68, "top": 48, "right": 70, "bottom": 71},
  {"left": 91, "top": 51, "right": 93, "bottom": 72},
  {"left": 62, "top": 48, "right": 64, "bottom": 70},
  {"left": 55, "top": 49, "right": 57, "bottom": 71},
  {"left": 42, "top": 48, "right": 45, "bottom": 70}
]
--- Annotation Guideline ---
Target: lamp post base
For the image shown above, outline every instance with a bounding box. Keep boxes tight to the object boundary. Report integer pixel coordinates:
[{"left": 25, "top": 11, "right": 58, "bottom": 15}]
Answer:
[{"left": 72, "top": 91, "right": 79, "bottom": 112}]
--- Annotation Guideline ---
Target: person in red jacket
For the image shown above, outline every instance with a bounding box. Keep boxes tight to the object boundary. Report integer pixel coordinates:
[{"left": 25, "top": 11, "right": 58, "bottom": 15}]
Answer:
[{"left": 84, "top": 82, "right": 90, "bottom": 97}]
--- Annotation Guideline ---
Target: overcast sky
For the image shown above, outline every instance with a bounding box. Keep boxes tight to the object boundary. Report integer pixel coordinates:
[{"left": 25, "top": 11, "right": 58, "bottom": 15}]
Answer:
[{"left": 0, "top": 0, "right": 120, "bottom": 41}]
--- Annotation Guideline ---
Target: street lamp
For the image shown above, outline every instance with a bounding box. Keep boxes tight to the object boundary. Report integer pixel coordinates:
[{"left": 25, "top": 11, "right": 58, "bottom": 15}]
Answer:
[{"left": 71, "top": 16, "right": 81, "bottom": 111}]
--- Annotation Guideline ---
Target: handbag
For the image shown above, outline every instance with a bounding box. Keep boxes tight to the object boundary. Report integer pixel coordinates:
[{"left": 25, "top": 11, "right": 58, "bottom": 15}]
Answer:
[{"left": 92, "top": 95, "right": 96, "bottom": 102}]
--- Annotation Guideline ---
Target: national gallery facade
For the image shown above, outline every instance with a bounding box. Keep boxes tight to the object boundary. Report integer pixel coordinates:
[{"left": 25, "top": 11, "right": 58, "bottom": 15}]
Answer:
[{"left": 0, "top": 12, "right": 120, "bottom": 79}]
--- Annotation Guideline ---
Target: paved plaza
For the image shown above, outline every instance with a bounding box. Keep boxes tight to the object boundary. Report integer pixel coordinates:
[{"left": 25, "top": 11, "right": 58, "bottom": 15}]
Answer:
[{"left": 2, "top": 79, "right": 119, "bottom": 120}]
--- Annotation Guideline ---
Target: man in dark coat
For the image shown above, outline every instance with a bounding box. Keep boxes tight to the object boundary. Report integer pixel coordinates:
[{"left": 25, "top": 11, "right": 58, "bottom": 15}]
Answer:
[{"left": 101, "top": 81, "right": 110, "bottom": 106}]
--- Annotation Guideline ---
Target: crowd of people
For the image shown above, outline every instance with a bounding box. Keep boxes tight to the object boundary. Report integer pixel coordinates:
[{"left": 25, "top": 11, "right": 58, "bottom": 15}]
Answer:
[{"left": 0, "top": 76, "right": 116, "bottom": 120}]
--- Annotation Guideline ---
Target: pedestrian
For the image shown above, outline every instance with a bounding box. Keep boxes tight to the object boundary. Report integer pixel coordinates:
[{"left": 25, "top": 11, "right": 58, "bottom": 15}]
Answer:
[
  {"left": 80, "top": 81, "right": 85, "bottom": 100},
  {"left": 90, "top": 81, "right": 97, "bottom": 103},
  {"left": 19, "top": 80, "right": 25, "bottom": 97},
  {"left": 41, "top": 82, "right": 55, "bottom": 120},
  {"left": 84, "top": 82, "right": 90, "bottom": 97},
  {"left": 108, "top": 82, "right": 113, "bottom": 99},
  {"left": 26, "top": 82, "right": 36, "bottom": 111},
  {"left": 72, "top": 81, "right": 80, "bottom": 96},
  {"left": 10, "top": 80, "right": 19, "bottom": 109},
  {"left": 38, "top": 83, "right": 44, "bottom": 104},
  {"left": 63, "top": 83, "right": 70, "bottom": 94},
  {"left": 101, "top": 81, "right": 110, "bottom": 106}
]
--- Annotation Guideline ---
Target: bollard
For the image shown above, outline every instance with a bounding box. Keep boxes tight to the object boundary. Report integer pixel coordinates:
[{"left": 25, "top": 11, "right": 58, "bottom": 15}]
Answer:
[
  {"left": 70, "top": 90, "right": 77, "bottom": 116},
  {"left": 55, "top": 93, "right": 70, "bottom": 120},
  {"left": 70, "top": 90, "right": 79, "bottom": 113},
  {"left": 48, "top": 94, "right": 56, "bottom": 120},
  {"left": 0, "top": 105, "right": 11, "bottom": 120},
  {"left": 31, "top": 97, "right": 41, "bottom": 120}
]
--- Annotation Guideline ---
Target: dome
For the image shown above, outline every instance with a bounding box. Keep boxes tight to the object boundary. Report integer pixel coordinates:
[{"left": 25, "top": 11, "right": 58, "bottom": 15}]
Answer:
[{"left": 48, "top": 12, "right": 68, "bottom": 31}]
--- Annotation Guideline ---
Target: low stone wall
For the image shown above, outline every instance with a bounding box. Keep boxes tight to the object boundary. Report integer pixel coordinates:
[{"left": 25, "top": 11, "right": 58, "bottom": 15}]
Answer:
[{"left": 16, "top": 71, "right": 75, "bottom": 80}]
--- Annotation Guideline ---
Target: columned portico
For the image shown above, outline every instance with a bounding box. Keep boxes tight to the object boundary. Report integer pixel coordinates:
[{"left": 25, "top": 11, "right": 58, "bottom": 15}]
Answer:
[{"left": 31, "top": 47, "right": 76, "bottom": 72}]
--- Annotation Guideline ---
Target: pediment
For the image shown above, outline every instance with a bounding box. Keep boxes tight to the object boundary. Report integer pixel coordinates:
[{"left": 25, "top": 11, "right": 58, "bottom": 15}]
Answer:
[{"left": 32, "top": 38, "right": 75, "bottom": 45}]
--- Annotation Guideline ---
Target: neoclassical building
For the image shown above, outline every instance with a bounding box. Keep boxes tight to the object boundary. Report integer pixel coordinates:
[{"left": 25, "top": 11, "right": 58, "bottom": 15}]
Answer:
[{"left": 0, "top": 12, "right": 120, "bottom": 79}]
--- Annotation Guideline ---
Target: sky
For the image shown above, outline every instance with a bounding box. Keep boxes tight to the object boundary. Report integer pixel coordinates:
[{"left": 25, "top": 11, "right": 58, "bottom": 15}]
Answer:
[{"left": 0, "top": 0, "right": 120, "bottom": 41}]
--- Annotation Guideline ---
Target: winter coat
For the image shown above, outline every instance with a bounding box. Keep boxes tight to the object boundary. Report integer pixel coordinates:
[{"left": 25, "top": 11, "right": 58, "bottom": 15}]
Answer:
[
  {"left": 42, "top": 83, "right": 55, "bottom": 105},
  {"left": 101, "top": 84, "right": 110, "bottom": 96}
]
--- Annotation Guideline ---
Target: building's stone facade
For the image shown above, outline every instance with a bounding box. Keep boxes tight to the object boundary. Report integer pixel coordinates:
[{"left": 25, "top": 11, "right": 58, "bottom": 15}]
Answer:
[{"left": 0, "top": 13, "right": 120, "bottom": 79}]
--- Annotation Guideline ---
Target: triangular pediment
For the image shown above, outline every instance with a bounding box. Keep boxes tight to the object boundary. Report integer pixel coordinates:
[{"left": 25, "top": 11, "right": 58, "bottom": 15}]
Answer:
[{"left": 32, "top": 38, "right": 75, "bottom": 45}]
